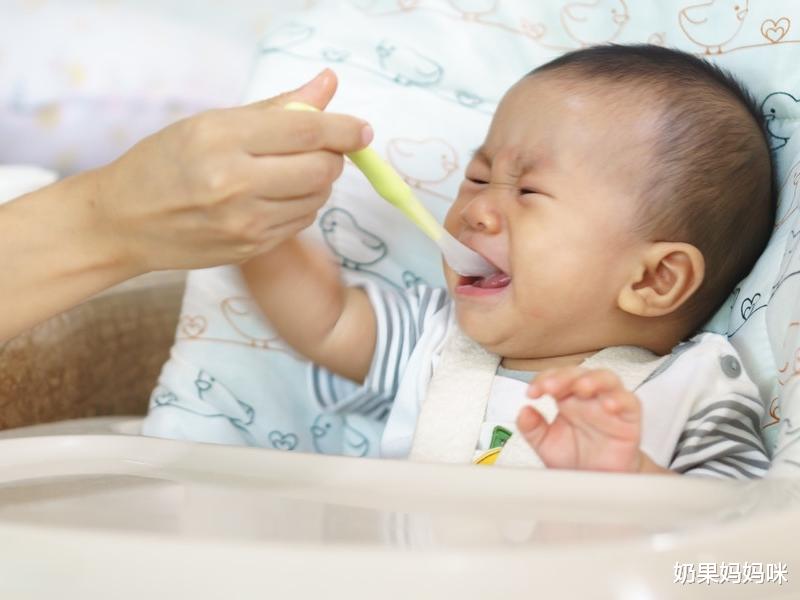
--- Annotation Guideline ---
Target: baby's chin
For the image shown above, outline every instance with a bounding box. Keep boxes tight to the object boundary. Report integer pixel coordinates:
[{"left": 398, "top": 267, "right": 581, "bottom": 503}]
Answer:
[{"left": 453, "top": 305, "right": 510, "bottom": 353}]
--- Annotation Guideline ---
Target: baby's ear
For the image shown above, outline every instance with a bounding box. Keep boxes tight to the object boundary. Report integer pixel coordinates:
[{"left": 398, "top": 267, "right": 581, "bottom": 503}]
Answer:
[{"left": 617, "top": 242, "right": 705, "bottom": 318}]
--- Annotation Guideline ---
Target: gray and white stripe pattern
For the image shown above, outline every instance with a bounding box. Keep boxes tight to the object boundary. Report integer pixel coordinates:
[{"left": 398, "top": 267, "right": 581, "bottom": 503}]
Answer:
[
  {"left": 670, "top": 394, "right": 769, "bottom": 479},
  {"left": 315, "top": 284, "right": 770, "bottom": 479},
  {"left": 311, "top": 284, "right": 449, "bottom": 420}
]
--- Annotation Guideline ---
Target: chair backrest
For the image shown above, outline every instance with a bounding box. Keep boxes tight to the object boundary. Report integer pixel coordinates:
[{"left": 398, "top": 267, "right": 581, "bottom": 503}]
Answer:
[{"left": 0, "top": 272, "right": 185, "bottom": 429}]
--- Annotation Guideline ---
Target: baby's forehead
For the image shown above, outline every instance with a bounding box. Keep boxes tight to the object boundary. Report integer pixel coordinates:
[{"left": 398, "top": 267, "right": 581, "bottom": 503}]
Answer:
[
  {"left": 501, "top": 71, "right": 658, "bottom": 123},
  {"left": 485, "top": 73, "right": 663, "bottom": 175}
]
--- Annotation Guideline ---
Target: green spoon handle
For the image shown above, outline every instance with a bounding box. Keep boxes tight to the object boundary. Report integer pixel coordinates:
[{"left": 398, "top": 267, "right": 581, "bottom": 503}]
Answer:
[{"left": 284, "top": 101, "right": 444, "bottom": 242}]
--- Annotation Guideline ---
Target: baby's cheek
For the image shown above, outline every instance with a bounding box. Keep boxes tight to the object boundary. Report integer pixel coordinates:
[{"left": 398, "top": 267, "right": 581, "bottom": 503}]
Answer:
[
  {"left": 442, "top": 259, "right": 459, "bottom": 291},
  {"left": 515, "top": 266, "right": 597, "bottom": 321},
  {"left": 443, "top": 203, "right": 462, "bottom": 234},
  {"left": 515, "top": 284, "right": 549, "bottom": 320},
  {"left": 445, "top": 185, "right": 473, "bottom": 231}
]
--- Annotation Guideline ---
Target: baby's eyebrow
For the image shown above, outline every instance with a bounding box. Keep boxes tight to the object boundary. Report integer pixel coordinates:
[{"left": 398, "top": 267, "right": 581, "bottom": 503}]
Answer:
[{"left": 470, "top": 146, "right": 544, "bottom": 174}]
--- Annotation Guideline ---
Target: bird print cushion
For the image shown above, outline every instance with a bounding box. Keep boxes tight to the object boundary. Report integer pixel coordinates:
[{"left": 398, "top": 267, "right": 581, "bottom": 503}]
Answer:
[{"left": 146, "top": 0, "right": 800, "bottom": 472}]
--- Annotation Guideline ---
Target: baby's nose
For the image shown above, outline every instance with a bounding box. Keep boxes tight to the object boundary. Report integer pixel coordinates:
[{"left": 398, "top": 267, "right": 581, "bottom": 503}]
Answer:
[{"left": 461, "top": 194, "right": 502, "bottom": 234}]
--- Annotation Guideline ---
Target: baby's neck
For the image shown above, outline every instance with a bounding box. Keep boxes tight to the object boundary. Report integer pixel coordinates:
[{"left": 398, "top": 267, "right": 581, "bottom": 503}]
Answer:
[{"left": 501, "top": 349, "right": 598, "bottom": 373}]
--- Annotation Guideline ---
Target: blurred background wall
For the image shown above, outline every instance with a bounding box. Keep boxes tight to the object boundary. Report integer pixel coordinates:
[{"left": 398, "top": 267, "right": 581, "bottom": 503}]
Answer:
[{"left": 0, "top": 0, "right": 312, "bottom": 175}]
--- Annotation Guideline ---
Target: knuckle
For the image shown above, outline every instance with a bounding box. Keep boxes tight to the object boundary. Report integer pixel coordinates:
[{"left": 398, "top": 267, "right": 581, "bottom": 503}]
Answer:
[
  {"left": 294, "top": 119, "right": 323, "bottom": 149},
  {"left": 307, "top": 161, "right": 331, "bottom": 189},
  {"left": 310, "top": 185, "right": 333, "bottom": 207},
  {"left": 289, "top": 212, "right": 317, "bottom": 235},
  {"left": 196, "top": 160, "right": 246, "bottom": 200},
  {"left": 243, "top": 216, "right": 269, "bottom": 243},
  {"left": 201, "top": 168, "right": 234, "bottom": 196},
  {"left": 181, "top": 110, "right": 223, "bottom": 145},
  {"left": 220, "top": 211, "right": 260, "bottom": 243},
  {"left": 300, "top": 212, "right": 318, "bottom": 228},
  {"left": 329, "top": 154, "right": 345, "bottom": 180},
  {"left": 310, "top": 154, "right": 343, "bottom": 188},
  {"left": 232, "top": 243, "right": 258, "bottom": 263}
]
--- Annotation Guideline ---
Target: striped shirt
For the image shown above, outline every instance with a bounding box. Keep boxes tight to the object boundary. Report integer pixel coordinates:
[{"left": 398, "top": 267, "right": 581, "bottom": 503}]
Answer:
[{"left": 314, "top": 283, "right": 770, "bottom": 478}]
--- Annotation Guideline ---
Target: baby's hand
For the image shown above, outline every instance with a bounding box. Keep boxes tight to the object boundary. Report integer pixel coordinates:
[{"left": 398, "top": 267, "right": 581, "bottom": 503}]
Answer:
[{"left": 517, "top": 368, "right": 645, "bottom": 473}]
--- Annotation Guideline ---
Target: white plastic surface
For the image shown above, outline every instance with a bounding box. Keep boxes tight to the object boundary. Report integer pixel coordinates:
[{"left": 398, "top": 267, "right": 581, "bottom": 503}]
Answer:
[{"left": 0, "top": 423, "right": 798, "bottom": 599}]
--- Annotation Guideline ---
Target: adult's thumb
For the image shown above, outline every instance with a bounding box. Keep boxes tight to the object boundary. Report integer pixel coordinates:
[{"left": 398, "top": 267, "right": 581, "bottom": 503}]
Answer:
[{"left": 262, "top": 69, "right": 338, "bottom": 111}]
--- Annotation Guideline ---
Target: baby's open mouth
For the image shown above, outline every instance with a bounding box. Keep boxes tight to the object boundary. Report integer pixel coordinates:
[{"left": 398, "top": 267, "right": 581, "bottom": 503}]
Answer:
[{"left": 457, "top": 271, "right": 512, "bottom": 290}]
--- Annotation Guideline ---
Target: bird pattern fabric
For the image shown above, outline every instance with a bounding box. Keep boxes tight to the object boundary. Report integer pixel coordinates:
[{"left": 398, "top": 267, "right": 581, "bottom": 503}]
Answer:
[{"left": 133, "top": 0, "right": 800, "bottom": 472}]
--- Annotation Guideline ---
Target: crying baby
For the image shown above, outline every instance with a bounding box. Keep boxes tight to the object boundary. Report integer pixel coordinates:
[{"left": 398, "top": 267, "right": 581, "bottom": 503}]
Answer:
[{"left": 242, "top": 44, "right": 772, "bottom": 478}]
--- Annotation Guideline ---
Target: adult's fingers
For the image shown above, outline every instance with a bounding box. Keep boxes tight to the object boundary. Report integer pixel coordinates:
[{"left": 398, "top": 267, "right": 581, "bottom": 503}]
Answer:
[
  {"left": 247, "top": 192, "right": 329, "bottom": 226},
  {"left": 250, "top": 68, "right": 339, "bottom": 112},
  {"left": 252, "top": 212, "right": 319, "bottom": 255},
  {"left": 248, "top": 150, "right": 344, "bottom": 197},
  {"left": 241, "top": 109, "right": 373, "bottom": 155}
]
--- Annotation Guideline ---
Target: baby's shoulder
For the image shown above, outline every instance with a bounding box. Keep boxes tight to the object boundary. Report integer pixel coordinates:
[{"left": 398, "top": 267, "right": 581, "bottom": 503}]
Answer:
[
  {"left": 680, "top": 331, "right": 743, "bottom": 365},
  {"left": 644, "top": 331, "right": 753, "bottom": 393}
]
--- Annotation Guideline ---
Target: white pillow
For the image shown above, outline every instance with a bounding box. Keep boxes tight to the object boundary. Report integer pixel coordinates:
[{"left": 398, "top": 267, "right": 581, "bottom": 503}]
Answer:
[{"left": 147, "top": 0, "right": 800, "bottom": 470}]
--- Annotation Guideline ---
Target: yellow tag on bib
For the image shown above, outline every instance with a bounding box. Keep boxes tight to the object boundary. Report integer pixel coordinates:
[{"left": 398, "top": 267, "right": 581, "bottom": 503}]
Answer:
[{"left": 474, "top": 447, "right": 502, "bottom": 465}]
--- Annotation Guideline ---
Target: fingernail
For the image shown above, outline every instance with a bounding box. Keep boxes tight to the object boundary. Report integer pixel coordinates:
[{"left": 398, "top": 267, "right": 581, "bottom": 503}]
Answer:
[{"left": 360, "top": 123, "right": 374, "bottom": 146}]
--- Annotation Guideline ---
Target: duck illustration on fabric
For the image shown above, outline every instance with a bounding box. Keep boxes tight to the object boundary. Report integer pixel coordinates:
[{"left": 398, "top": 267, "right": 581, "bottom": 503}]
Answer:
[
  {"left": 560, "top": 0, "right": 629, "bottom": 47},
  {"left": 193, "top": 370, "right": 255, "bottom": 426},
  {"left": 320, "top": 207, "right": 388, "bottom": 269},
  {"left": 678, "top": 0, "right": 749, "bottom": 55},
  {"left": 221, "top": 296, "right": 279, "bottom": 349},
  {"left": 260, "top": 22, "right": 315, "bottom": 53},
  {"left": 150, "top": 373, "right": 255, "bottom": 434},
  {"left": 194, "top": 370, "right": 216, "bottom": 398},
  {"left": 761, "top": 91, "right": 798, "bottom": 151},
  {"left": 311, "top": 414, "right": 370, "bottom": 456},
  {"left": 387, "top": 138, "right": 459, "bottom": 188},
  {"left": 447, "top": 0, "right": 496, "bottom": 20},
  {"left": 375, "top": 40, "right": 444, "bottom": 86}
]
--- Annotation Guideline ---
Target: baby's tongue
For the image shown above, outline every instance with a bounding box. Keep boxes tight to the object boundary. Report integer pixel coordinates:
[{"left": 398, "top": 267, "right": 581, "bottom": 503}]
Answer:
[{"left": 473, "top": 272, "right": 511, "bottom": 289}]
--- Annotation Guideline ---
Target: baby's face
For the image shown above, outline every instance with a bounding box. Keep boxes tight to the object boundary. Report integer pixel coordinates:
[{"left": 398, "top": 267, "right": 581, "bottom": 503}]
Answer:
[{"left": 443, "top": 74, "right": 656, "bottom": 360}]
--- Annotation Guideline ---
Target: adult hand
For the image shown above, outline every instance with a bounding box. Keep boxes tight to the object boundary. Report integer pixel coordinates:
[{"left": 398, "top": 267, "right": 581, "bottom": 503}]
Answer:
[
  {"left": 0, "top": 69, "right": 371, "bottom": 341},
  {"left": 89, "top": 68, "right": 372, "bottom": 272}
]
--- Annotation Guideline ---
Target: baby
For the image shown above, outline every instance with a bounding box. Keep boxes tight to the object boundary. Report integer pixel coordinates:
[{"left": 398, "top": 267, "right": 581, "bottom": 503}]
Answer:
[{"left": 242, "top": 44, "right": 774, "bottom": 477}]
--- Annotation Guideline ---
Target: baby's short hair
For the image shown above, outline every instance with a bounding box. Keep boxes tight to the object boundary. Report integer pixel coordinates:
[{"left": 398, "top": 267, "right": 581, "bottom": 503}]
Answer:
[{"left": 531, "top": 44, "right": 775, "bottom": 332}]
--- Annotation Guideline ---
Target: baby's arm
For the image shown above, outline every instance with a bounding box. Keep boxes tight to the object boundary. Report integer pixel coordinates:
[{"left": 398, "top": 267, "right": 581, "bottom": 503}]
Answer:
[
  {"left": 518, "top": 368, "right": 672, "bottom": 474},
  {"left": 241, "top": 239, "right": 375, "bottom": 383},
  {"left": 669, "top": 383, "right": 770, "bottom": 479}
]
